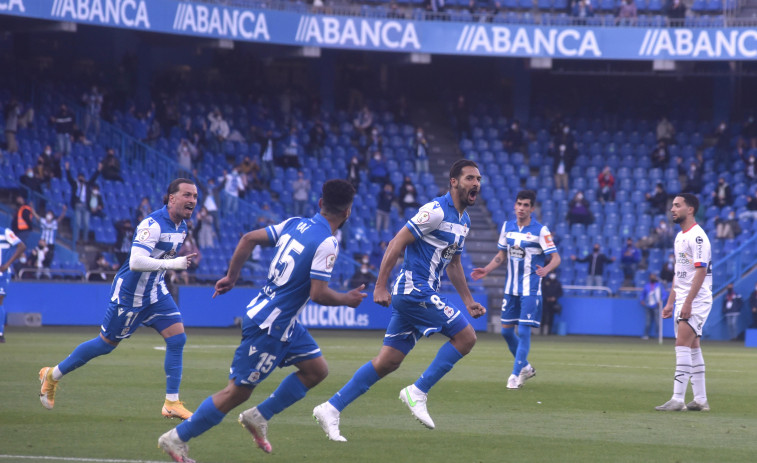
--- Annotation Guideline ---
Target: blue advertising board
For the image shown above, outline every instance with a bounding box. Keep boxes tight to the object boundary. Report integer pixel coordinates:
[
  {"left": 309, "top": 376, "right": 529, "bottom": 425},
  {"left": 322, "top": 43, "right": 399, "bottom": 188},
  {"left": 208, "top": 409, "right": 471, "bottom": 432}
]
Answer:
[{"left": 2, "top": 0, "right": 757, "bottom": 60}]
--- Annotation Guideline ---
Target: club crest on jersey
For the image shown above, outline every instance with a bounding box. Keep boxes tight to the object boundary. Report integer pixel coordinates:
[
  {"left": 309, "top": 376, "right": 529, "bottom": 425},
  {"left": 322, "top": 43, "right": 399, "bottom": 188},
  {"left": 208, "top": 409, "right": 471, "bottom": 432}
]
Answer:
[
  {"left": 444, "top": 306, "right": 454, "bottom": 318},
  {"left": 136, "top": 228, "right": 150, "bottom": 242},
  {"left": 415, "top": 211, "right": 430, "bottom": 224},
  {"left": 326, "top": 254, "right": 336, "bottom": 269},
  {"left": 442, "top": 244, "right": 458, "bottom": 260},
  {"left": 247, "top": 371, "right": 260, "bottom": 383}
]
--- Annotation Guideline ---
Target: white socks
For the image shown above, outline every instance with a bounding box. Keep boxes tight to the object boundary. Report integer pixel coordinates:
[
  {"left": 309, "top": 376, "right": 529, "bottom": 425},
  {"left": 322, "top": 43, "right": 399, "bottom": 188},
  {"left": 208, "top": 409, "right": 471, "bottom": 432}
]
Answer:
[
  {"left": 672, "top": 346, "right": 692, "bottom": 401},
  {"left": 690, "top": 348, "right": 707, "bottom": 402}
]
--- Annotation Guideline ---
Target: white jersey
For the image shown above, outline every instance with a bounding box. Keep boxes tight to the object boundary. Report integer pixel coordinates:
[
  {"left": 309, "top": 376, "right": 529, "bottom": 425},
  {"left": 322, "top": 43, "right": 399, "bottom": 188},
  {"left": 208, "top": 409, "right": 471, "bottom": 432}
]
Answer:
[{"left": 673, "top": 223, "right": 712, "bottom": 307}]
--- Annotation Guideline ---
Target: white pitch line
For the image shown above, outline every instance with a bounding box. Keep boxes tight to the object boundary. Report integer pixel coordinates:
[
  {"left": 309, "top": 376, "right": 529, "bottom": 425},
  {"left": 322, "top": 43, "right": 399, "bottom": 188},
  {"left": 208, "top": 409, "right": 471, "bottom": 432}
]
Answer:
[
  {"left": 153, "top": 345, "right": 237, "bottom": 351},
  {"left": 0, "top": 455, "right": 167, "bottom": 463}
]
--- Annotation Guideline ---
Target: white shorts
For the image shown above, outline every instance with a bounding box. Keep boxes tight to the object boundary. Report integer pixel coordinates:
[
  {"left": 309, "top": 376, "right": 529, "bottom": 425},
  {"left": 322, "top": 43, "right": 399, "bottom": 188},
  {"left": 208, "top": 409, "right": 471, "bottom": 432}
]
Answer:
[{"left": 674, "top": 301, "right": 712, "bottom": 338}]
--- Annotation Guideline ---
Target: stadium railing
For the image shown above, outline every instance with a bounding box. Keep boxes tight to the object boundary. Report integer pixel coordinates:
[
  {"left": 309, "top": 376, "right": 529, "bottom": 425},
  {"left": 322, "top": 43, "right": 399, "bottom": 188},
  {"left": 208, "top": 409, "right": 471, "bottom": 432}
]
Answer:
[{"left": 712, "top": 232, "right": 757, "bottom": 294}]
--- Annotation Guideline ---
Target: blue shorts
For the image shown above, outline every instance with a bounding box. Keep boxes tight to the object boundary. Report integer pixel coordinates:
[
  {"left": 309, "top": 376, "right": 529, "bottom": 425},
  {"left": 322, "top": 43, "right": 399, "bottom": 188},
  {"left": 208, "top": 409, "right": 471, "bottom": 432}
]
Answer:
[
  {"left": 383, "top": 291, "right": 470, "bottom": 355},
  {"left": 0, "top": 272, "right": 10, "bottom": 296},
  {"left": 100, "top": 296, "right": 183, "bottom": 341},
  {"left": 500, "top": 295, "right": 542, "bottom": 327},
  {"left": 229, "top": 322, "right": 321, "bottom": 388}
]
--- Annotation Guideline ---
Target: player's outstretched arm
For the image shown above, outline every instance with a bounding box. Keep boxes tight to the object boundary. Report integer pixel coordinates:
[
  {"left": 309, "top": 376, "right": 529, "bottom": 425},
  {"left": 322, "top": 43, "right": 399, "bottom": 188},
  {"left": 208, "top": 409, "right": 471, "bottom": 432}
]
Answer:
[
  {"left": 448, "top": 254, "right": 486, "bottom": 318},
  {"left": 374, "top": 227, "right": 415, "bottom": 307},
  {"left": 311, "top": 280, "right": 367, "bottom": 308},
  {"left": 214, "top": 228, "right": 270, "bottom": 297},
  {"left": 471, "top": 249, "right": 506, "bottom": 281}
]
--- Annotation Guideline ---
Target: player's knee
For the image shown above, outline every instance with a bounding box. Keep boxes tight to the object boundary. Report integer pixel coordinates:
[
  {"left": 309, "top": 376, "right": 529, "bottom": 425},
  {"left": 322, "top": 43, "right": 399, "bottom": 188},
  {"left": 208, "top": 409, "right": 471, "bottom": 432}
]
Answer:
[
  {"left": 517, "top": 324, "right": 532, "bottom": 338},
  {"left": 372, "top": 356, "right": 402, "bottom": 377},
  {"left": 164, "top": 332, "right": 187, "bottom": 350},
  {"left": 501, "top": 326, "right": 516, "bottom": 339}
]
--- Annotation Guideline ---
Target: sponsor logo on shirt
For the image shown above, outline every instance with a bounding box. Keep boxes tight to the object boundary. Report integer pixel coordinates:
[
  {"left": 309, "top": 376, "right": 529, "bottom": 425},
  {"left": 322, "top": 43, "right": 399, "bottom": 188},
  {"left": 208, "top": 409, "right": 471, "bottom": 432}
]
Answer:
[
  {"left": 442, "top": 244, "right": 458, "bottom": 260},
  {"left": 510, "top": 245, "right": 526, "bottom": 260}
]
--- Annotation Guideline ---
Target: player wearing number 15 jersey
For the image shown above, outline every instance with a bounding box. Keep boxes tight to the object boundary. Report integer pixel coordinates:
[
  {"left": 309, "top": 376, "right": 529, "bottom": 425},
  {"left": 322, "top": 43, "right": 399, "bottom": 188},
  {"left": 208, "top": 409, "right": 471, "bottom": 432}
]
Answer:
[
  {"left": 39, "top": 179, "right": 198, "bottom": 420},
  {"left": 313, "top": 160, "right": 487, "bottom": 442},
  {"left": 158, "top": 179, "right": 366, "bottom": 463}
]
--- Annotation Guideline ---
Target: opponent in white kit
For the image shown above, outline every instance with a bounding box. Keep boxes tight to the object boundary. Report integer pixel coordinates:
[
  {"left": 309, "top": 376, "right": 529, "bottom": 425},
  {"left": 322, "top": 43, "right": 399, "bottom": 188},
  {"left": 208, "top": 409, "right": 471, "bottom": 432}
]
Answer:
[{"left": 656, "top": 193, "right": 712, "bottom": 412}]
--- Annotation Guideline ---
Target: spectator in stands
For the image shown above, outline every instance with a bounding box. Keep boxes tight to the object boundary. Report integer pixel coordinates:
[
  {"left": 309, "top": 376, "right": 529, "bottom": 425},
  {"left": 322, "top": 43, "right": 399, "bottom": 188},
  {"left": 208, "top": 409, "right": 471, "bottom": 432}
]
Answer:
[
  {"left": 598, "top": 166, "right": 615, "bottom": 202},
  {"left": 259, "top": 129, "right": 279, "bottom": 184},
  {"left": 20, "top": 165, "right": 44, "bottom": 196},
  {"left": 282, "top": 127, "right": 302, "bottom": 169},
  {"left": 32, "top": 205, "right": 66, "bottom": 269},
  {"left": 370, "top": 240, "right": 388, "bottom": 270},
  {"left": 656, "top": 116, "right": 675, "bottom": 144},
  {"left": 666, "top": 0, "right": 686, "bottom": 25},
  {"left": 195, "top": 206, "right": 217, "bottom": 249},
  {"left": 616, "top": 0, "right": 638, "bottom": 25},
  {"left": 190, "top": 129, "right": 207, "bottom": 161},
  {"left": 750, "top": 283, "right": 757, "bottom": 329},
  {"left": 503, "top": 119, "right": 526, "bottom": 153},
  {"left": 541, "top": 272, "right": 563, "bottom": 335},
  {"left": 292, "top": 171, "right": 311, "bottom": 217},
  {"left": 722, "top": 284, "right": 743, "bottom": 340},
  {"left": 30, "top": 239, "right": 51, "bottom": 280},
  {"left": 196, "top": 176, "right": 221, "bottom": 236},
  {"left": 113, "top": 219, "right": 134, "bottom": 266},
  {"left": 398, "top": 176, "right": 421, "bottom": 215},
  {"left": 376, "top": 182, "right": 395, "bottom": 233},
  {"left": 660, "top": 254, "right": 675, "bottom": 287},
  {"left": 135, "top": 196, "right": 152, "bottom": 223},
  {"left": 207, "top": 108, "right": 230, "bottom": 153},
  {"left": 365, "top": 127, "right": 383, "bottom": 155},
  {"left": 739, "top": 190, "right": 757, "bottom": 221},
  {"left": 82, "top": 85, "right": 103, "bottom": 139},
  {"left": 740, "top": 114, "right": 757, "bottom": 149},
  {"left": 353, "top": 105, "right": 373, "bottom": 139},
  {"left": 711, "top": 177, "right": 733, "bottom": 207},
  {"left": 349, "top": 255, "right": 375, "bottom": 290},
  {"left": 640, "top": 273, "right": 664, "bottom": 339},
  {"left": 715, "top": 211, "right": 741, "bottom": 239},
  {"left": 740, "top": 149, "right": 757, "bottom": 181},
  {"left": 255, "top": 203, "right": 280, "bottom": 228},
  {"left": 238, "top": 156, "right": 262, "bottom": 192},
  {"left": 650, "top": 140, "right": 669, "bottom": 169},
  {"left": 571, "top": 244, "right": 614, "bottom": 287},
  {"left": 101, "top": 148, "right": 124, "bottom": 182},
  {"left": 425, "top": 0, "right": 446, "bottom": 12},
  {"left": 51, "top": 103, "right": 74, "bottom": 155},
  {"left": 89, "top": 184, "right": 106, "bottom": 219},
  {"left": 713, "top": 121, "right": 732, "bottom": 172},
  {"left": 368, "top": 151, "right": 389, "bottom": 185},
  {"left": 550, "top": 143, "right": 575, "bottom": 191},
  {"left": 3, "top": 98, "right": 21, "bottom": 153},
  {"left": 39, "top": 145, "right": 61, "bottom": 181},
  {"left": 572, "top": 0, "right": 594, "bottom": 22},
  {"left": 71, "top": 123, "right": 92, "bottom": 146},
  {"left": 412, "top": 127, "right": 430, "bottom": 173},
  {"left": 220, "top": 168, "right": 244, "bottom": 216},
  {"left": 308, "top": 118, "right": 326, "bottom": 159},
  {"left": 172, "top": 234, "right": 201, "bottom": 286},
  {"left": 453, "top": 95, "right": 471, "bottom": 140},
  {"left": 682, "top": 161, "right": 703, "bottom": 194},
  {"left": 346, "top": 155, "right": 363, "bottom": 189},
  {"left": 567, "top": 191, "right": 593, "bottom": 225},
  {"left": 646, "top": 182, "right": 668, "bottom": 215},
  {"left": 177, "top": 139, "right": 195, "bottom": 172},
  {"left": 12, "top": 196, "right": 34, "bottom": 244},
  {"left": 66, "top": 161, "right": 101, "bottom": 244},
  {"left": 653, "top": 219, "right": 674, "bottom": 249},
  {"left": 88, "top": 252, "right": 118, "bottom": 282},
  {"left": 620, "top": 238, "right": 641, "bottom": 285}
]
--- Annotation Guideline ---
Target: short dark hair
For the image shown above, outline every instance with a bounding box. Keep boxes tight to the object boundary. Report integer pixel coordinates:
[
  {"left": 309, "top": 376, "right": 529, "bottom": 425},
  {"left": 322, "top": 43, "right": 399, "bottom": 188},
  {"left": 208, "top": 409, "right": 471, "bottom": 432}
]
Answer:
[
  {"left": 516, "top": 189, "right": 536, "bottom": 207},
  {"left": 322, "top": 179, "right": 356, "bottom": 215},
  {"left": 163, "top": 178, "right": 195, "bottom": 204},
  {"left": 449, "top": 159, "right": 479, "bottom": 184},
  {"left": 677, "top": 193, "right": 699, "bottom": 215}
]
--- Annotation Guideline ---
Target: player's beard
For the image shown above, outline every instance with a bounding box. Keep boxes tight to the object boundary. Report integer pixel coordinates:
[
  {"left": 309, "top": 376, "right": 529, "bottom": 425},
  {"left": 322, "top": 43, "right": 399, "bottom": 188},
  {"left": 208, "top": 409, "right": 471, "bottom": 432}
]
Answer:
[
  {"left": 457, "top": 184, "right": 478, "bottom": 208},
  {"left": 672, "top": 215, "right": 684, "bottom": 224}
]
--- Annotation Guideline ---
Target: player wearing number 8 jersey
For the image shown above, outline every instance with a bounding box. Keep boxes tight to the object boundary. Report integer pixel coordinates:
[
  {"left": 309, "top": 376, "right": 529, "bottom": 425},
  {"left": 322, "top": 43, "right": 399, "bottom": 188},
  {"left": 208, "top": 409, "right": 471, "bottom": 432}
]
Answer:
[
  {"left": 656, "top": 193, "right": 713, "bottom": 412},
  {"left": 313, "top": 160, "right": 487, "bottom": 441},
  {"left": 158, "top": 179, "right": 366, "bottom": 463},
  {"left": 39, "top": 179, "right": 198, "bottom": 419}
]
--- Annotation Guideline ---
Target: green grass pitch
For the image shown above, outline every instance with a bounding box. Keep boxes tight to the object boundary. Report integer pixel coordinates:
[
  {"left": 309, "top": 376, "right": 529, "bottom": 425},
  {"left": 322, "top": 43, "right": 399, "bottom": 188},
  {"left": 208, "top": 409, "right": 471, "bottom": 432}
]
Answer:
[{"left": 1, "top": 326, "right": 756, "bottom": 463}]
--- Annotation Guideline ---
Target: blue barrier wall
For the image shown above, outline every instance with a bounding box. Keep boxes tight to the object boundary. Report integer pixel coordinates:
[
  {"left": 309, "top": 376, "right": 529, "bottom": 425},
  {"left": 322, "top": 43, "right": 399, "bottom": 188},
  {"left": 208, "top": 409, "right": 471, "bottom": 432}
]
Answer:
[
  {"left": 7, "top": 281, "right": 751, "bottom": 340},
  {"left": 3, "top": 282, "right": 488, "bottom": 331}
]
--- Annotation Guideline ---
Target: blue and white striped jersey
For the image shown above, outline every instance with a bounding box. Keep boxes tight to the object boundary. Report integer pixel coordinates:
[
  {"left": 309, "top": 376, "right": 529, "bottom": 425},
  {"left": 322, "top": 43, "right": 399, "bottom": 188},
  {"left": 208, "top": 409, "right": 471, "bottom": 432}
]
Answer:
[
  {"left": 110, "top": 207, "right": 188, "bottom": 308},
  {"left": 245, "top": 213, "right": 339, "bottom": 341},
  {"left": 0, "top": 228, "right": 22, "bottom": 277},
  {"left": 393, "top": 192, "right": 470, "bottom": 295},
  {"left": 498, "top": 218, "right": 557, "bottom": 296}
]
